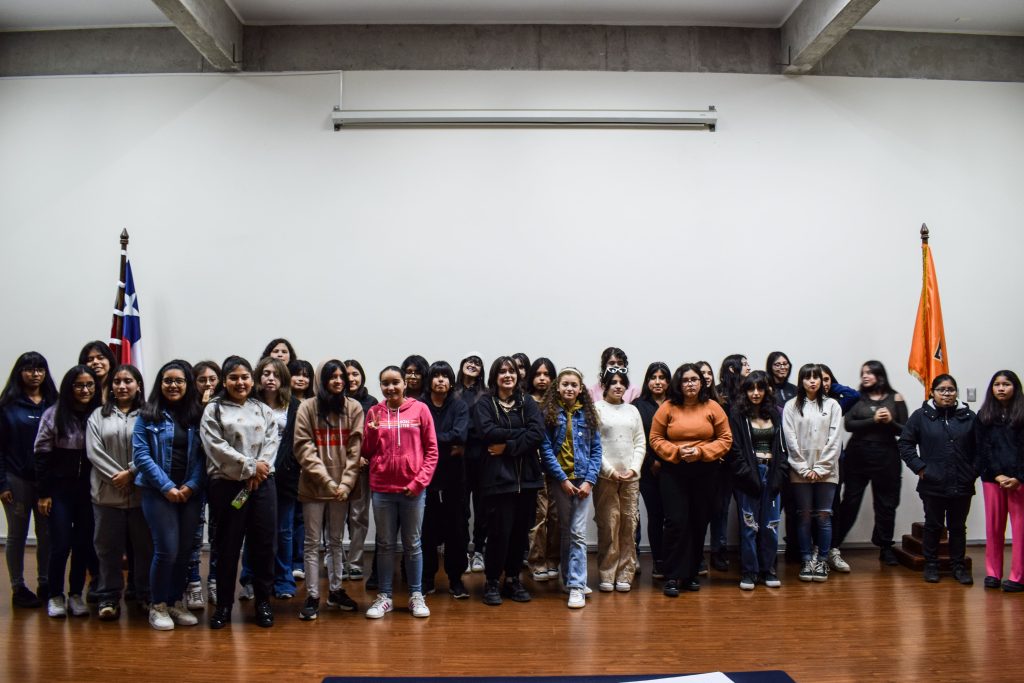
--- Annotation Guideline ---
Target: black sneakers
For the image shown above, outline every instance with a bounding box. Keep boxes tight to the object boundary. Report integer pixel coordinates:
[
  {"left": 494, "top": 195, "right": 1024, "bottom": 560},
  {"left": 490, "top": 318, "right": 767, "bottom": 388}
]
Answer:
[
  {"left": 299, "top": 595, "right": 320, "bottom": 621},
  {"left": 923, "top": 564, "right": 940, "bottom": 583},
  {"left": 326, "top": 589, "right": 357, "bottom": 611},
  {"left": 449, "top": 579, "right": 470, "bottom": 599},
  {"left": 255, "top": 600, "right": 274, "bottom": 628},
  {"left": 502, "top": 578, "right": 531, "bottom": 602},
  {"left": 482, "top": 579, "right": 502, "bottom": 606},
  {"left": 952, "top": 565, "right": 974, "bottom": 586},
  {"left": 11, "top": 585, "right": 41, "bottom": 608},
  {"left": 663, "top": 580, "right": 680, "bottom": 597}
]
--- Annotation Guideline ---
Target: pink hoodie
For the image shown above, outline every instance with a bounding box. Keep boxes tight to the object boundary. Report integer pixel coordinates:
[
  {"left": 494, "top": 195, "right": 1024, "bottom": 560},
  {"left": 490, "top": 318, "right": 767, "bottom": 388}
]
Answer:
[{"left": 361, "top": 398, "right": 438, "bottom": 495}]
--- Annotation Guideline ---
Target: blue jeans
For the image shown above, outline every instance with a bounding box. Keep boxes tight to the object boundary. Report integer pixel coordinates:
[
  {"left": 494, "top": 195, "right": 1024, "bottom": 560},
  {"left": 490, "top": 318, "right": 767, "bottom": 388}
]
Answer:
[
  {"left": 735, "top": 464, "right": 781, "bottom": 576},
  {"left": 274, "top": 495, "right": 298, "bottom": 594},
  {"left": 372, "top": 491, "right": 425, "bottom": 596},
  {"left": 554, "top": 480, "right": 590, "bottom": 590},
  {"left": 792, "top": 482, "right": 837, "bottom": 562},
  {"left": 187, "top": 495, "right": 218, "bottom": 584},
  {"left": 141, "top": 489, "right": 203, "bottom": 605}
]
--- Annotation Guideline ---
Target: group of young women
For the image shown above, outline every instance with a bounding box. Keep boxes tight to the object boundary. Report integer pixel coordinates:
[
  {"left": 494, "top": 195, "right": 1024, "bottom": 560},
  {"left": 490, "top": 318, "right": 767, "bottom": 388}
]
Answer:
[{"left": 2, "top": 341, "right": 1022, "bottom": 630}]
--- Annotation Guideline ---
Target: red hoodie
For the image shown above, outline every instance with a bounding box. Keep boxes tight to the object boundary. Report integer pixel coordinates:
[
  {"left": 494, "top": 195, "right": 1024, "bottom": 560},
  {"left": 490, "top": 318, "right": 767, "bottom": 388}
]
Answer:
[{"left": 361, "top": 398, "right": 438, "bottom": 495}]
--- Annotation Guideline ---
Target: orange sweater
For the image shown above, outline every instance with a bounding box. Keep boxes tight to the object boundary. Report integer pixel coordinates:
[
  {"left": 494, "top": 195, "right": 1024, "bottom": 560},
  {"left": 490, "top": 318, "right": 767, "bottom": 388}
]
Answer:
[{"left": 649, "top": 400, "right": 733, "bottom": 464}]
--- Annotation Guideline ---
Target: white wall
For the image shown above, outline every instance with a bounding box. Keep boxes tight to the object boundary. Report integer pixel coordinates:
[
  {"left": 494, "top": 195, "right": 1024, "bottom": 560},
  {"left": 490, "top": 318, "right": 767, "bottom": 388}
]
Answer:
[{"left": 1, "top": 69, "right": 1022, "bottom": 546}]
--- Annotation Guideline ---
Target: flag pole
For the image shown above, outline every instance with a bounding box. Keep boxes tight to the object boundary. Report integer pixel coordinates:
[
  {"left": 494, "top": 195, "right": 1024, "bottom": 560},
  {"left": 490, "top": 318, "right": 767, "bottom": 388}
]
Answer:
[
  {"left": 109, "top": 229, "right": 129, "bottom": 357},
  {"left": 920, "top": 223, "right": 929, "bottom": 244}
]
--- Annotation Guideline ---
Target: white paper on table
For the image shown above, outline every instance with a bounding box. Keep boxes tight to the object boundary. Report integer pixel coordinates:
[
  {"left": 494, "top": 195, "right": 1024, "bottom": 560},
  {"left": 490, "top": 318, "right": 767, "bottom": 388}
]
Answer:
[{"left": 631, "top": 674, "right": 733, "bottom": 683}]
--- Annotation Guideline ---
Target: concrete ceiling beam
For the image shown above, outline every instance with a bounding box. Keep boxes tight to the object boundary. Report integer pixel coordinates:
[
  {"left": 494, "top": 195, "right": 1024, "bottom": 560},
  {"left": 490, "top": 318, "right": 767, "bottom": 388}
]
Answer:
[
  {"left": 152, "top": 0, "right": 242, "bottom": 71},
  {"left": 781, "top": 0, "right": 880, "bottom": 74}
]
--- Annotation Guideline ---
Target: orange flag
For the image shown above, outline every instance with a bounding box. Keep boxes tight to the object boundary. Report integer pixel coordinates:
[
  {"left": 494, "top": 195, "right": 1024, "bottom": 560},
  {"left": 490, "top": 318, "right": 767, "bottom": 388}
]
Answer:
[{"left": 908, "top": 225, "right": 949, "bottom": 397}]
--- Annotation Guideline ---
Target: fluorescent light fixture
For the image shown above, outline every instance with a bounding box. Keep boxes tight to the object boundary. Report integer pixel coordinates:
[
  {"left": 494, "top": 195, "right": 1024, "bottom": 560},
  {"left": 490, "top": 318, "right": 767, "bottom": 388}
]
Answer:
[{"left": 331, "top": 107, "right": 717, "bottom": 131}]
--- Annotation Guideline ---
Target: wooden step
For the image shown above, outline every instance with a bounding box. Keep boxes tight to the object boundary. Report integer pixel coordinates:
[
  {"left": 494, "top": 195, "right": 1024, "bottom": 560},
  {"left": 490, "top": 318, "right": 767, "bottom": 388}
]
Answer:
[
  {"left": 911, "top": 521, "right": 948, "bottom": 540},
  {"left": 894, "top": 545, "right": 973, "bottom": 571},
  {"left": 901, "top": 533, "right": 949, "bottom": 556}
]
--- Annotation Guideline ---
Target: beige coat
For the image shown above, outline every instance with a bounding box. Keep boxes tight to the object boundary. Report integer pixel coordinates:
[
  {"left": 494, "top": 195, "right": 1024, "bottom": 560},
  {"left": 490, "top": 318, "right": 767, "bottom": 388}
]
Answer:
[{"left": 294, "top": 396, "right": 364, "bottom": 502}]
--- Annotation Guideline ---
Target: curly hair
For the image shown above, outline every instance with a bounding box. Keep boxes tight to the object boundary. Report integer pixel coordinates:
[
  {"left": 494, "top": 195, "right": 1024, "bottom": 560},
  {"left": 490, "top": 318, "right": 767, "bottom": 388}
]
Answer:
[{"left": 540, "top": 368, "right": 600, "bottom": 431}]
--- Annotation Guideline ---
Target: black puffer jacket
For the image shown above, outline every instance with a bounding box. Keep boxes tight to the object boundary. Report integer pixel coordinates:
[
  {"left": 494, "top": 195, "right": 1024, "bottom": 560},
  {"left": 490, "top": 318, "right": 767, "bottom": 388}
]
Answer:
[
  {"left": 474, "top": 392, "right": 544, "bottom": 496},
  {"left": 975, "top": 417, "right": 1024, "bottom": 483},
  {"left": 899, "top": 401, "right": 977, "bottom": 498},
  {"left": 726, "top": 410, "right": 790, "bottom": 499}
]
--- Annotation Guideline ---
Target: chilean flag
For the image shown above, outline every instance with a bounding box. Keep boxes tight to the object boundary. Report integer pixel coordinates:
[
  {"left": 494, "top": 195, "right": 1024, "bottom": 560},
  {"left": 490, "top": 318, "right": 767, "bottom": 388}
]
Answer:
[{"left": 110, "top": 260, "right": 144, "bottom": 372}]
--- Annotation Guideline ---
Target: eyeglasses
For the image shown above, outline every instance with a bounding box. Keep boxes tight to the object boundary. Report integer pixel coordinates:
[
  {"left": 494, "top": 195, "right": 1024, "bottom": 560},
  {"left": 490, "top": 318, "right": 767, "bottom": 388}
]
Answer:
[
  {"left": 934, "top": 387, "right": 957, "bottom": 394},
  {"left": 23, "top": 368, "right": 45, "bottom": 375},
  {"left": 162, "top": 378, "right": 187, "bottom": 387},
  {"left": 72, "top": 382, "right": 96, "bottom": 392},
  {"left": 604, "top": 367, "right": 629, "bottom": 375},
  {"left": 405, "top": 370, "right": 422, "bottom": 377},
  {"left": 681, "top": 377, "right": 702, "bottom": 385},
  {"left": 772, "top": 362, "right": 790, "bottom": 369}
]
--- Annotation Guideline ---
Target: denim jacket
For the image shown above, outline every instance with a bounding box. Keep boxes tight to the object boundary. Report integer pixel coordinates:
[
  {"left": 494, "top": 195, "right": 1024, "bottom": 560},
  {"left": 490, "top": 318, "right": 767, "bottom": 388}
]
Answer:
[
  {"left": 132, "top": 412, "right": 206, "bottom": 495},
  {"left": 540, "top": 406, "right": 602, "bottom": 485}
]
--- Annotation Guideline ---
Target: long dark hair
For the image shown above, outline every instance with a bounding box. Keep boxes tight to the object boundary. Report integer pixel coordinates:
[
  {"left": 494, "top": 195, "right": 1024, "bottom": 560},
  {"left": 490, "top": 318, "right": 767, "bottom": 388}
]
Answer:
[
  {"left": 766, "top": 351, "right": 792, "bottom": 383},
  {"left": 735, "top": 371, "right": 777, "bottom": 421},
  {"left": 342, "top": 359, "right": 369, "bottom": 400},
  {"left": 526, "top": 357, "right": 556, "bottom": 397},
  {"left": 55, "top": 365, "right": 101, "bottom": 439},
  {"left": 639, "top": 362, "right": 671, "bottom": 402},
  {"left": 142, "top": 360, "right": 202, "bottom": 425},
  {"left": 794, "top": 363, "right": 824, "bottom": 416},
  {"left": 455, "top": 355, "right": 486, "bottom": 395},
  {"left": 486, "top": 356, "right": 520, "bottom": 395},
  {"left": 541, "top": 368, "right": 600, "bottom": 431},
  {"left": 101, "top": 364, "right": 145, "bottom": 417},
  {"left": 79, "top": 341, "right": 117, "bottom": 389},
  {"left": 717, "top": 354, "right": 746, "bottom": 405},
  {"left": 317, "top": 359, "right": 350, "bottom": 418},
  {"left": 288, "top": 359, "right": 316, "bottom": 400},
  {"left": 254, "top": 357, "right": 291, "bottom": 409},
  {"left": 0, "top": 351, "right": 58, "bottom": 409},
  {"left": 697, "top": 360, "right": 723, "bottom": 405},
  {"left": 667, "top": 363, "right": 711, "bottom": 405},
  {"left": 261, "top": 338, "right": 297, "bottom": 363},
  {"left": 978, "top": 370, "right": 1024, "bottom": 428},
  {"left": 859, "top": 360, "right": 896, "bottom": 396}
]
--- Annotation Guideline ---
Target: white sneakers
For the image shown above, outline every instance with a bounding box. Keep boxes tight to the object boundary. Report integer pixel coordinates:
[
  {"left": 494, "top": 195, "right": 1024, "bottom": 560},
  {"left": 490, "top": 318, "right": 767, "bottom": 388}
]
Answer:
[
  {"left": 365, "top": 593, "right": 429, "bottom": 618},
  {"left": 149, "top": 603, "right": 174, "bottom": 630},
  {"left": 567, "top": 588, "right": 586, "bottom": 609},
  {"left": 68, "top": 594, "right": 88, "bottom": 617},
  {"left": 365, "top": 593, "right": 393, "bottom": 619},
  {"left": 599, "top": 580, "right": 632, "bottom": 592},
  {"left": 409, "top": 592, "right": 430, "bottom": 618},
  {"left": 185, "top": 582, "right": 205, "bottom": 609},
  {"left": 47, "top": 595, "right": 67, "bottom": 618},
  {"left": 829, "top": 548, "right": 852, "bottom": 573},
  {"left": 470, "top": 552, "right": 485, "bottom": 573},
  {"left": 169, "top": 600, "right": 199, "bottom": 626}
]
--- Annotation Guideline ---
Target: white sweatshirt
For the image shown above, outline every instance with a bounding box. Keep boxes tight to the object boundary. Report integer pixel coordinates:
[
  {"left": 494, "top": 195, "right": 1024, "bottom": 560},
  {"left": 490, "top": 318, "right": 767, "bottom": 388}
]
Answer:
[{"left": 595, "top": 400, "right": 645, "bottom": 481}]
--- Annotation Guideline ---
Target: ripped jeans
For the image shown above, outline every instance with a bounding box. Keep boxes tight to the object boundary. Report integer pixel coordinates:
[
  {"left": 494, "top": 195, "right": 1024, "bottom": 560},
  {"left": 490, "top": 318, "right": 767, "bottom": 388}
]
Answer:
[
  {"left": 792, "top": 481, "right": 838, "bottom": 562},
  {"left": 735, "top": 464, "right": 781, "bottom": 576}
]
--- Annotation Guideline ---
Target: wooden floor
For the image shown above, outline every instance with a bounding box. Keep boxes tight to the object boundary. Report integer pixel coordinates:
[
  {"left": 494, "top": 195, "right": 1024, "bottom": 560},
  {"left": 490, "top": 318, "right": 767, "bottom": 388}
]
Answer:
[{"left": 2, "top": 546, "right": 1020, "bottom": 682}]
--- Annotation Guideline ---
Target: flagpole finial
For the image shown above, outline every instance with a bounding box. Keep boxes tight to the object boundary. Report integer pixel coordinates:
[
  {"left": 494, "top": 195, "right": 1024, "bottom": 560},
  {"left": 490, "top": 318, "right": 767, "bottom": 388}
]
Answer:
[
  {"left": 920, "top": 224, "right": 929, "bottom": 244},
  {"left": 120, "top": 229, "right": 130, "bottom": 247}
]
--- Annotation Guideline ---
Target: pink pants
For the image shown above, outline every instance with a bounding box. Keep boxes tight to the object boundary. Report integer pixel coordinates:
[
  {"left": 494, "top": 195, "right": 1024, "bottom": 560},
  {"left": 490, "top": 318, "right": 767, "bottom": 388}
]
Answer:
[{"left": 982, "top": 481, "right": 1024, "bottom": 583}]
